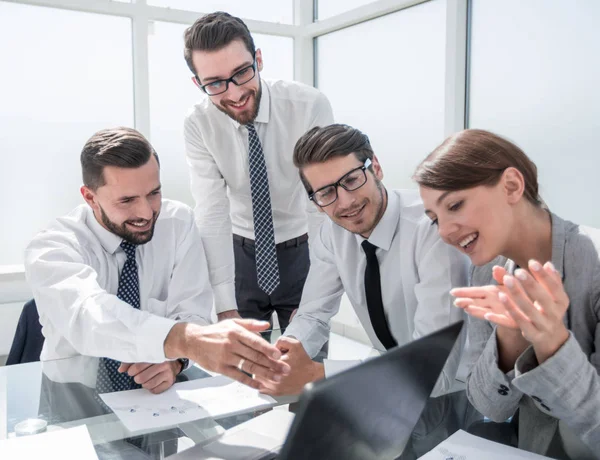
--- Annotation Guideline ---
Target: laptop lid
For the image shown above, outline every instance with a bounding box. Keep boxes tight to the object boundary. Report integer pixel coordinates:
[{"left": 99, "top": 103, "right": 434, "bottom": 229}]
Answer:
[{"left": 277, "top": 321, "right": 464, "bottom": 460}]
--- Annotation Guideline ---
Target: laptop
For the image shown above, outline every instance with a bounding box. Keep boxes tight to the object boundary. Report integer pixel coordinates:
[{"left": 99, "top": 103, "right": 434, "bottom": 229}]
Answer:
[{"left": 172, "top": 321, "right": 464, "bottom": 460}]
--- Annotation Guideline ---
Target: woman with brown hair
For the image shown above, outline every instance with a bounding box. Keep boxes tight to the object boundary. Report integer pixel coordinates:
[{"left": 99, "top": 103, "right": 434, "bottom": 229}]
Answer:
[{"left": 413, "top": 129, "right": 600, "bottom": 459}]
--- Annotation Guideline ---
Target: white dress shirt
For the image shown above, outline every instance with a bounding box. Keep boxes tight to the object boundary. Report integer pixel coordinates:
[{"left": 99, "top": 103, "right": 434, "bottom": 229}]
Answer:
[
  {"left": 284, "top": 189, "right": 469, "bottom": 394},
  {"left": 184, "top": 79, "right": 334, "bottom": 313},
  {"left": 24, "top": 199, "right": 213, "bottom": 368}
]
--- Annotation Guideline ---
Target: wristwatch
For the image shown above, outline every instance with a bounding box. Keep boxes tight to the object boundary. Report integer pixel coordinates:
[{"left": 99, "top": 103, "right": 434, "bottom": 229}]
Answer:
[{"left": 177, "top": 358, "right": 189, "bottom": 374}]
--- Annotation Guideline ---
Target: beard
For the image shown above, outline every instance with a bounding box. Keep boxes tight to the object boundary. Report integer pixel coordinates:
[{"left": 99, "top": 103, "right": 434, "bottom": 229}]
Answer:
[
  {"left": 99, "top": 205, "right": 159, "bottom": 245},
  {"left": 334, "top": 182, "right": 387, "bottom": 237},
  {"left": 215, "top": 78, "right": 262, "bottom": 125}
]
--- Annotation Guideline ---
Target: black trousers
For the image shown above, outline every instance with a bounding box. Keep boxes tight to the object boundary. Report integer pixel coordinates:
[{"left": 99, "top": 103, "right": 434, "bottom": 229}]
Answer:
[{"left": 233, "top": 234, "right": 310, "bottom": 332}]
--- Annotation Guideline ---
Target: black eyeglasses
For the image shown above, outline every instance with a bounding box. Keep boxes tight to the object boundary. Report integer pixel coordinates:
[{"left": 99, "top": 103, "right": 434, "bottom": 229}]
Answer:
[
  {"left": 195, "top": 61, "right": 257, "bottom": 96},
  {"left": 309, "top": 159, "right": 372, "bottom": 207}
]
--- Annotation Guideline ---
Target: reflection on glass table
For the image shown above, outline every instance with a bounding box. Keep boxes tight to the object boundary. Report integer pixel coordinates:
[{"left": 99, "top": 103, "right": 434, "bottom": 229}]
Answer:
[{"left": 0, "top": 329, "right": 295, "bottom": 459}]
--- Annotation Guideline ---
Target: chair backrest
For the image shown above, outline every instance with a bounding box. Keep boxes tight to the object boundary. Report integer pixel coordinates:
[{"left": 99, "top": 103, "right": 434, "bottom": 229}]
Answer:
[{"left": 6, "top": 299, "right": 45, "bottom": 365}]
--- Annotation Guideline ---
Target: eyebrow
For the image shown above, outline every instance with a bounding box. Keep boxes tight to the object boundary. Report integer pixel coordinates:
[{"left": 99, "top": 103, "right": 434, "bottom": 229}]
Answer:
[
  {"left": 314, "top": 163, "right": 363, "bottom": 192},
  {"left": 423, "top": 190, "right": 454, "bottom": 214},
  {"left": 201, "top": 61, "right": 253, "bottom": 83},
  {"left": 117, "top": 185, "right": 161, "bottom": 201}
]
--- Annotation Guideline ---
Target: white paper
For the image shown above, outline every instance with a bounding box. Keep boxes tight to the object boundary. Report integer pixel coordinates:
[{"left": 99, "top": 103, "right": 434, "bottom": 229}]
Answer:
[
  {"left": 418, "top": 429, "right": 552, "bottom": 459},
  {"left": 170, "top": 410, "right": 295, "bottom": 460},
  {"left": 0, "top": 425, "right": 98, "bottom": 459},
  {"left": 100, "top": 375, "right": 276, "bottom": 433}
]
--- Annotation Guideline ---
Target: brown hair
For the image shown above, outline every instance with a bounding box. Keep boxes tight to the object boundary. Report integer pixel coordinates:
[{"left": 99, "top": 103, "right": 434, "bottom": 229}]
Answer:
[
  {"left": 413, "top": 129, "right": 542, "bottom": 206},
  {"left": 293, "top": 124, "right": 374, "bottom": 193},
  {"left": 184, "top": 11, "right": 256, "bottom": 75},
  {"left": 81, "top": 127, "right": 159, "bottom": 191}
]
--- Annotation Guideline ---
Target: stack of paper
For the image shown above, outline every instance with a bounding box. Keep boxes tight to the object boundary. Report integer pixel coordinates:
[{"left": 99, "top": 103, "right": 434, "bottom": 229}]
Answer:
[
  {"left": 100, "top": 375, "right": 276, "bottom": 433},
  {"left": 0, "top": 425, "right": 98, "bottom": 459},
  {"left": 419, "top": 429, "right": 551, "bottom": 459}
]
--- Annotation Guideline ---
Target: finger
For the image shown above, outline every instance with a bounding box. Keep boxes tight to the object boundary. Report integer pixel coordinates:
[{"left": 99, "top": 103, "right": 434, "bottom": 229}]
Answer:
[
  {"left": 529, "top": 260, "right": 570, "bottom": 308},
  {"left": 514, "top": 267, "right": 555, "bottom": 315},
  {"left": 500, "top": 292, "right": 538, "bottom": 337},
  {"left": 220, "top": 366, "right": 261, "bottom": 390},
  {"left": 462, "top": 305, "right": 498, "bottom": 321},
  {"left": 134, "top": 363, "right": 164, "bottom": 385},
  {"left": 482, "top": 312, "right": 519, "bottom": 329},
  {"left": 232, "top": 319, "right": 272, "bottom": 332},
  {"left": 118, "top": 363, "right": 132, "bottom": 373},
  {"left": 149, "top": 380, "right": 172, "bottom": 395},
  {"left": 503, "top": 274, "right": 545, "bottom": 323},
  {"left": 143, "top": 371, "right": 169, "bottom": 391},
  {"left": 231, "top": 345, "right": 287, "bottom": 382},
  {"left": 236, "top": 328, "right": 287, "bottom": 364},
  {"left": 450, "top": 286, "right": 495, "bottom": 299},
  {"left": 453, "top": 297, "right": 495, "bottom": 309},
  {"left": 492, "top": 266, "right": 507, "bottom": 285},
  {"left": 127, "top": 362, "right": 154, "bottom": 378}
]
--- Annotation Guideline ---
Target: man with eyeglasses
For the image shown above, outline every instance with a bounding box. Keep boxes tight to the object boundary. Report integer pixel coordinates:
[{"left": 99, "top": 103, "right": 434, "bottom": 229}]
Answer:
[
  {"left": 256, "top": 124, "right": 469, "bottom": 397},
  {"left": 182, "top": 12, "right": 334, "bottom": 339}
]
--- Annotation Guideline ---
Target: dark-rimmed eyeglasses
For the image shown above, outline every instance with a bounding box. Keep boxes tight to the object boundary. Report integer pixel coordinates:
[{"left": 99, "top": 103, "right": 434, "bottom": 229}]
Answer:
[
  {"left": 195, "top": 61, "right": 257, "bottom": 96},
  {"left": 309, "top": 159, "right": 372, "bottom": 207}
]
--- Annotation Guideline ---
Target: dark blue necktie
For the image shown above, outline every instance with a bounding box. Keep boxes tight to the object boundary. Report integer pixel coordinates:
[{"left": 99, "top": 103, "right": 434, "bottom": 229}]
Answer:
[
  {"left": 246, "top": 123, "right": 280, "bottom": 294},
  {"left": 96, "top": 241, "right": 143, "bottom": 393}
]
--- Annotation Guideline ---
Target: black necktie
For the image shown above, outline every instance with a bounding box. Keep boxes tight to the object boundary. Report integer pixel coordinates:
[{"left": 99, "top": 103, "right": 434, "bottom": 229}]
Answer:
[
  {"left": 96, "top": 241, "right": 143, "bottom": 393},
  {"left": 362, "top": 240, "right": 397, "bottom": 350}
]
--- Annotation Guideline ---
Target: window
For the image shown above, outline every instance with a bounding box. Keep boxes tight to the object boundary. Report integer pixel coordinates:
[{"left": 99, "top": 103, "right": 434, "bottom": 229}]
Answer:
[
  {"left": 0, "top": 2, "right": 134, "bottom": 265},
  {"left": 316, "top": 0, "right": 447, "bottom": 190},
  {"left": 148, "top": 21, "right": 294, "bottom": 206},
  {"left": 147, "top": 0, "right": 293, "bottom": 24},
  {"left": 468, "top": 0, "right": 600, "bottom": 227}
]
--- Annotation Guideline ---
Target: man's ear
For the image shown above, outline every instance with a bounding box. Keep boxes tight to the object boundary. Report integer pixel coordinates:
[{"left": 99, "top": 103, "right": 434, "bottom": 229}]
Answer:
[
  {"left": 255, "top": 48, "right": 263, "bottom": 72},
  {"left": 81, "top": 185, "right": 99, "bottom": 211},
  {"left": 502, "top": 167, "right": 525, "bottom": 205},
  {"left": 371, "top": 155, "right": 384, "bottom": 181}
]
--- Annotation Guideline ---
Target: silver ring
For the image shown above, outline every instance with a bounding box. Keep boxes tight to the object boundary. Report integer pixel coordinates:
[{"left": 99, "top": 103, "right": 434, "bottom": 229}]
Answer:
[{"left": 237, "top": 358, "right": 246, "bottom": 371}]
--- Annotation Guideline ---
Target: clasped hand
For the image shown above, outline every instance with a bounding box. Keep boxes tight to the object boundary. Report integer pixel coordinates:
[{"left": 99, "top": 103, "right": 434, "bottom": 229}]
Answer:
[{"left": 451, "top": 260, "right": 570, "bottom": 364}]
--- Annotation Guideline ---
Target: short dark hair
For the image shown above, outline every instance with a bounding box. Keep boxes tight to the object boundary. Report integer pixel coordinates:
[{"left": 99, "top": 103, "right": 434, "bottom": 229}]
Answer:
[
  {"left": 184, "top": 11, "right": 256, "bottom": 75},
  {"left": 81, "top": 127, "right": 159, "bottom": 191},
  {"left": 293, "top": 124, "right": 374, "bottom": 193},
  {"left": 413, "top": 129, "right": 542, "bottom": 206}
]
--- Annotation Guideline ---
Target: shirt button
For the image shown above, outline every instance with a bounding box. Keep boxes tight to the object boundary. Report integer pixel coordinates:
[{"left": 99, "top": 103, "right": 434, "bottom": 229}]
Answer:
[
  {"left": 498, "top": 389, "right": 509, "bottom": 396},
  {"left": 499, "top": 384, "right": 509, "bottom": 391},
  {"left": 532, "top": 395, "right": 543, "bottom": 403},
  {"left": 541, "top": 403, "right": 552, "bottom": 412}
]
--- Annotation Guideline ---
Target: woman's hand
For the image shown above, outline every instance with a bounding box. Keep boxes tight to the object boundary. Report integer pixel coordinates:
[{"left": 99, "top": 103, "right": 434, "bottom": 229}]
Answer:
[{"left": 500, "top": 260, "right": 570, "bottom": 364}]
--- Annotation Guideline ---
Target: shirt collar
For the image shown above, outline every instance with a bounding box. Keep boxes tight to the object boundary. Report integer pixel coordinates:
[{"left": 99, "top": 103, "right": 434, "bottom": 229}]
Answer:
[
  {"left": 228, "top": 79, "right": 271, "bottom": 129},
  {"left": 85, "top": 206, "right": 123, "bottom": 255},
  {"left": 356, "top": 188, "right": 399, "bottom": 252},
  {"left": 549, "top": 211, "right": 567, "bottom": 280}
]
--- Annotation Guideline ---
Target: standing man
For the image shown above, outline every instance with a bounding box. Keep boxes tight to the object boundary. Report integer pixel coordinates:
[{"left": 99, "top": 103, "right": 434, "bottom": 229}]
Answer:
[
  {"left": 183, "top": 12, "right": 334, "bottom": 330},
  {"left": 257, "top": 124, "right": 469, "bottom": 396}
]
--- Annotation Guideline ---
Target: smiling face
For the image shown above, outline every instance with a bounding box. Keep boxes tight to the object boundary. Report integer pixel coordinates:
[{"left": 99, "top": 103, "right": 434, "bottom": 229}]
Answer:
[
  {"left": 302, "top": 154, "right": 386, "bottom": 237},
  {"left": 192, "top": 39, "right": 263, "bottom": 125},
  {"left": 419, "top": 172, "right": 521, "bottom": 266},
  {"left": 81, "top": 155, "right": 162, "bottom": 245}
]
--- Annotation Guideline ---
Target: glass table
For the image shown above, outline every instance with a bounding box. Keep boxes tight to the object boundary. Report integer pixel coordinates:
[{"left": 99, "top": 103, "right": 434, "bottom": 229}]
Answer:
[
  {"left": 0, "top": 330, "right": 502, "bottom": 460},
  {"left": 0, "top": 330, "right": 298, "bottom": 459}
]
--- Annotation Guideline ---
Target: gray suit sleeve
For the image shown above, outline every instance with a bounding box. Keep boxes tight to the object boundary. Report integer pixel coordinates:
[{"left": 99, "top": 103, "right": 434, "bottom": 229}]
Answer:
[
  {"left": 465, "top": 316, "right": 524, "bottom": 422},
  {"left": 512, "top": 332, "right": 600, "bottom": 453}
]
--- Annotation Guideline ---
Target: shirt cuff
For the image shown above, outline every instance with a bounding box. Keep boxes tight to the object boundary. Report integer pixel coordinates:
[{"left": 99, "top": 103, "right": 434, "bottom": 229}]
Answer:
[
  {"left": 212, "top": 282, "right": 238, "bottom": 314},
  {"left": 137, "top": 315, "right": 178, "bottom": 363},
  {"left": 323, "top": 359, "right": 362, "bottom": 378}
]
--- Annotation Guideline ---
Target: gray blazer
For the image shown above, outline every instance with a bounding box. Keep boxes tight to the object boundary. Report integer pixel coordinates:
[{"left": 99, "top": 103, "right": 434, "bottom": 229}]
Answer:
[{"left": 465, "top": 213, "right": 600, "bottom": 458}]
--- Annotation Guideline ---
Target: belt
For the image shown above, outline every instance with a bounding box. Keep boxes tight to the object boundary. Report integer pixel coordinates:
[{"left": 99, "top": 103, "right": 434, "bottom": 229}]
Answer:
[{"left": 233, "top": 233, "right": 308, "bottom": 249}]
